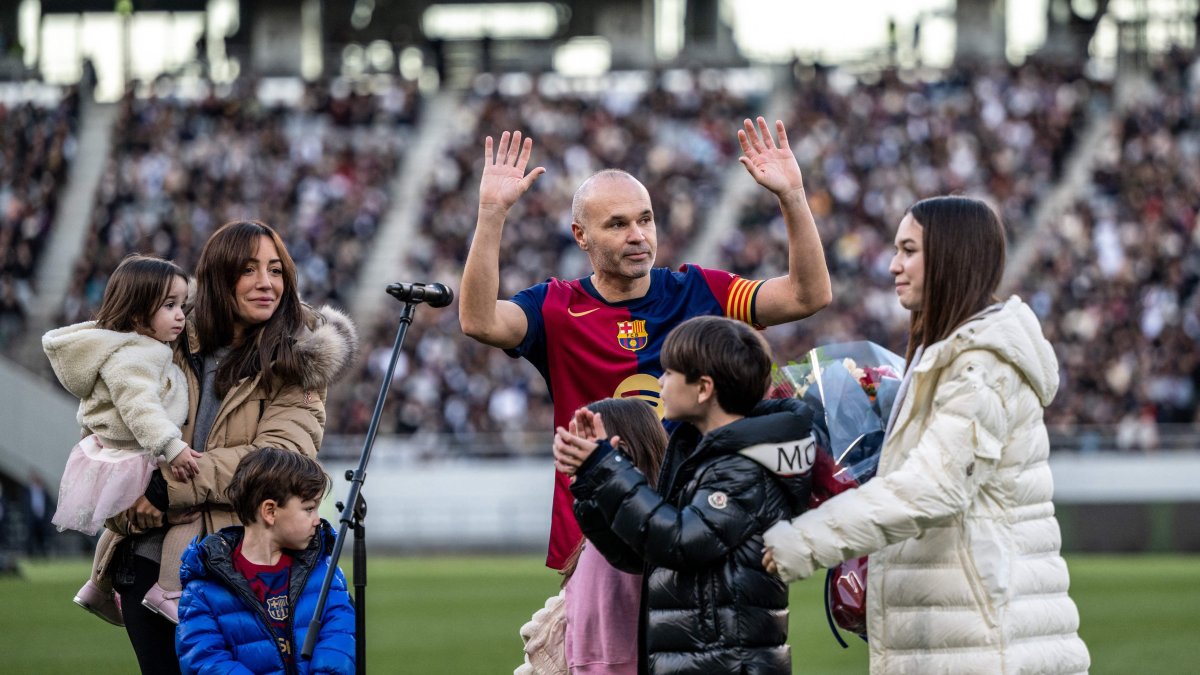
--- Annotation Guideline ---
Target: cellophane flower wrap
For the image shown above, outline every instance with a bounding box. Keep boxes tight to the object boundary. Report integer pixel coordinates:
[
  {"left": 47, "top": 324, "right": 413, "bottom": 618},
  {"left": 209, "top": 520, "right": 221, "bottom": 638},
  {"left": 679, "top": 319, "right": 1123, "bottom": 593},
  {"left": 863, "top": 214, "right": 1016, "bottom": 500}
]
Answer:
[
  {"left": 769, "top": 340, "right": 903, "bottom": 498},
  {"left": 768, "top": 340, "right": 904, "bottom": 643}
]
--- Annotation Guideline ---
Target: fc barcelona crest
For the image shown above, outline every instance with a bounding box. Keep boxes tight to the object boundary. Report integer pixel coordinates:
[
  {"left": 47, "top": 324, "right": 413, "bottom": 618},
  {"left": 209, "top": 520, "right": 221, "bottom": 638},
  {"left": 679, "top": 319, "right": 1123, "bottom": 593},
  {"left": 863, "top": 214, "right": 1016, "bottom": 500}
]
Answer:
[
  {"left": 617, "top": 320, "right": 648, "bottom": 351},
  {"left": 267, "top": 595, "right": 289, "bottom": 621}
]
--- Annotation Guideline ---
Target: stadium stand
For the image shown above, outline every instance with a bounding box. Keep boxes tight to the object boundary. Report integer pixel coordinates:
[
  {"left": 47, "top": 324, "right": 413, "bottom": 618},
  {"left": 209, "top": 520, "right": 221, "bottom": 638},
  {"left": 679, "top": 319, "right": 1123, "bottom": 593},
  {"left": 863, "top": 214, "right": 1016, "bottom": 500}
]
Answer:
[
  {"left": 4, "top": 58, "right": 1196, "bottom": 458},
  {"left": 717, "top": 61, "right": 1103, "bottom": 366},
  {"left": 54, "top": 76, "right": 419, "bottom": 327},
  {"left": 0, "top": 88, "right": 79, "bottom": 349},
  {"left": 1017, "top": 49, "right": 1200, "bottom": 445}
]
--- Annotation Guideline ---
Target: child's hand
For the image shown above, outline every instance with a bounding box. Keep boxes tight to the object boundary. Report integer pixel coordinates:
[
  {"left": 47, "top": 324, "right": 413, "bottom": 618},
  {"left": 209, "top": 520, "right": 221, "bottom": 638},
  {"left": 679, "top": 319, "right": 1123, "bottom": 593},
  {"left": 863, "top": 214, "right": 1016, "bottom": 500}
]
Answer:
[
  {"left": 169, "top": 448, "right": 203, "bottom": 481},
  {"left": 591, "top": 412, "right": 609, "bottom": 441},
  {"left": 571, "top": 408, "right": 610, "bottom": 442},
  {"left": 762, "top": 547, "right": 779, "bottom": 576},
  {"left": 553, "top": 426, "right": 601, "bottom": 476},
  {"left": 572, "top": 407, "right": 596, "bottom": 440}
]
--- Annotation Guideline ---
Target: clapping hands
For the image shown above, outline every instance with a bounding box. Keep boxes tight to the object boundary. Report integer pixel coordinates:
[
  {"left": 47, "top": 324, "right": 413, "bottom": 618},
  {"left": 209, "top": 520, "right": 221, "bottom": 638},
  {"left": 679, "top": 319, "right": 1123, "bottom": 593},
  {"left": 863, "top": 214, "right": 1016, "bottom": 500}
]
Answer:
[{"left": 552, "top": 407, "right": 621, "bottom": 478}]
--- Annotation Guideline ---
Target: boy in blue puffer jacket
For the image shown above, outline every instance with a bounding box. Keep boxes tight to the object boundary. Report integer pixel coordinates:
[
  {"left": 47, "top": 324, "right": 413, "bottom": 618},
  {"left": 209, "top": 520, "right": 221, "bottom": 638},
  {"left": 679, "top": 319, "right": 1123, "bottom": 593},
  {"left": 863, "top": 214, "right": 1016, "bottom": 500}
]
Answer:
[{"left": 176, "top": 447, "right": 355, "bottom": 674}]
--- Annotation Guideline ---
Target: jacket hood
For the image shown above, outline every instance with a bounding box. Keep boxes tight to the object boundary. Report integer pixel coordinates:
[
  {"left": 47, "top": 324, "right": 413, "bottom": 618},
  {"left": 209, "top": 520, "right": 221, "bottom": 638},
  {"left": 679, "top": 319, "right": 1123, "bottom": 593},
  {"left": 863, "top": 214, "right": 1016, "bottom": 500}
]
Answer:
[
  {"left": 180, "top": 519, "right": 337, "bottom": 586},
  {"left": 42, "top": 322, "right": 170, "bottom": 399},
  {"left": 679, "top": 398, "right": 817, "bottom": 467},
  {"left": 915, "top": 296, "right": 1059, "bottom": 406},
  {"left": 182, "top": 304, "right": 358, "bottom": 390},
  {"left": 294, "top": 305, "right": 359, "bottom": 391},
  {"left": 691, "top": 398, "right": 816, "bottom": 511}
]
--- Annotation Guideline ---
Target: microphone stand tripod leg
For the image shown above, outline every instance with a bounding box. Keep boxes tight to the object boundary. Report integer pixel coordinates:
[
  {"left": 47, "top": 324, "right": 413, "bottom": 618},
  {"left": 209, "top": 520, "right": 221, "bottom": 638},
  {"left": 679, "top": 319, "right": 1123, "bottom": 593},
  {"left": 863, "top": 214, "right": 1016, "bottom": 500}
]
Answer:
[{"left": 352, "top": 493, "right": 367, "bottom": 674}]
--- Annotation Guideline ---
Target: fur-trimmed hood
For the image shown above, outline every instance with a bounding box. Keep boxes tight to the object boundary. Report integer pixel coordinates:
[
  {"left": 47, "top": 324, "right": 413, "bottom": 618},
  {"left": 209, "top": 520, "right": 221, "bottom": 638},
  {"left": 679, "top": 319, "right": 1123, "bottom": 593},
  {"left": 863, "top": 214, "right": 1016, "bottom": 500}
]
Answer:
[{"left": 293, "top": 304, "right": 359, "bottom": 391}]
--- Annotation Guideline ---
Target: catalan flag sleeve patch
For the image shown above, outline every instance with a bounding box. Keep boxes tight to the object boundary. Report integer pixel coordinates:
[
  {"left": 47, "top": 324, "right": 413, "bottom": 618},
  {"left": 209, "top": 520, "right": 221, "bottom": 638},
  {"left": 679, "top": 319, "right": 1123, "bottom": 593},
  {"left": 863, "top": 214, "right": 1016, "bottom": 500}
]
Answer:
[{"left": 725, "top": 277, "right": 764, "bottom": 325}]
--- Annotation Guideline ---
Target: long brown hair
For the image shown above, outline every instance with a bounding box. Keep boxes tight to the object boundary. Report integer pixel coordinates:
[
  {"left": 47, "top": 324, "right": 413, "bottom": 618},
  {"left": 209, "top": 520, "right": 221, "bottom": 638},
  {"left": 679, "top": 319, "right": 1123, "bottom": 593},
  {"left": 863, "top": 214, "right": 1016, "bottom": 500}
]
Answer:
[
  {"left": 586, "top": 398, "right": 668, "bottom": 487},
  {"left": 560, "top": 398, "right": 668, "bottom": 585},
  {"left": 905, "top": 196, "right": 1006, "bottom": 364},
  {"left": 192, "top": 220, "right": 305, "bottom": 396},
  {"left": 94, "top": 254, "right": 188, "bottom": 336}
]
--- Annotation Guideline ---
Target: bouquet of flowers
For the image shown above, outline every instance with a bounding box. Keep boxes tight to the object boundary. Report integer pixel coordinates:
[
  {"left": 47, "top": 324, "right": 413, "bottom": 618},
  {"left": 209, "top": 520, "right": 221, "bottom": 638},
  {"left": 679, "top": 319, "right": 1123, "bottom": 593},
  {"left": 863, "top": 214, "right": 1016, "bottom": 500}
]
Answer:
[{"left": 769, "top": 340, "right": 905, "bottom": 645}]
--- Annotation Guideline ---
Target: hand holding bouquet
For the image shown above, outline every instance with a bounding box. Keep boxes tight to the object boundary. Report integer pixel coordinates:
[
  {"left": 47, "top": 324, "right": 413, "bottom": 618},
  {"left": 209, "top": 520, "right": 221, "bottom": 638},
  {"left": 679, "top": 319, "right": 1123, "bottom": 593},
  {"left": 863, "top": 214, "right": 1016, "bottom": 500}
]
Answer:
[{"left": 769, "top": 340, "right": 905, "bottom": 644}]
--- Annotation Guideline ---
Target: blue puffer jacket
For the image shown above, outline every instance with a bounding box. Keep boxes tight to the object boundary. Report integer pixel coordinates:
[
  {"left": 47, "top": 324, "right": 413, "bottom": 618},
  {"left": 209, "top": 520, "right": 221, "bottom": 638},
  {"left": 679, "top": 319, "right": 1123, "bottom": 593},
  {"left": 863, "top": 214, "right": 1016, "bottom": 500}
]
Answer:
[{"left": 176, "top": 520, "right": 355, "bottom": 675}]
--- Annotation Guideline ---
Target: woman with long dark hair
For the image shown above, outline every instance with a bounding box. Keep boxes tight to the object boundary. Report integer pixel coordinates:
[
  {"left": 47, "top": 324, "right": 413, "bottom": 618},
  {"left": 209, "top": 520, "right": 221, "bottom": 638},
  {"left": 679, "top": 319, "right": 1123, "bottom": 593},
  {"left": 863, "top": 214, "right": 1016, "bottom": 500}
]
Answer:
[
  {"left": 104, "top": 221, "right": 358, "bottom": 673},
  {"left": 763, "top": 196, "right": 1090, "bottom": 674}
]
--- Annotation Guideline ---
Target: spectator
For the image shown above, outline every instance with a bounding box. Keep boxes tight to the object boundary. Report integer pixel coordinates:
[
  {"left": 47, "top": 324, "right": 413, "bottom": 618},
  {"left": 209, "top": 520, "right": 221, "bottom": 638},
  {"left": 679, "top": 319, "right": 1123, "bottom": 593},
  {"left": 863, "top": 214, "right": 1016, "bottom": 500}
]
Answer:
[
  {"left": 23, "top": 473, "right": 54, "bottom": 557},
  {"left": 0, "top": 89, "right": 79, "bottom": 349}
]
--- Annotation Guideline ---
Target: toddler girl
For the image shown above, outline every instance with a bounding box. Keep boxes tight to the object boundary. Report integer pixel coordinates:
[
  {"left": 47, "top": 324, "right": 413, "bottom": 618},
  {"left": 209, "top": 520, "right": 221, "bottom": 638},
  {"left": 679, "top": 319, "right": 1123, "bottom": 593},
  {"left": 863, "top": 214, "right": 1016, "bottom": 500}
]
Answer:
[{"left": 43, "top": 254, "right": 202, "bottom": 625}]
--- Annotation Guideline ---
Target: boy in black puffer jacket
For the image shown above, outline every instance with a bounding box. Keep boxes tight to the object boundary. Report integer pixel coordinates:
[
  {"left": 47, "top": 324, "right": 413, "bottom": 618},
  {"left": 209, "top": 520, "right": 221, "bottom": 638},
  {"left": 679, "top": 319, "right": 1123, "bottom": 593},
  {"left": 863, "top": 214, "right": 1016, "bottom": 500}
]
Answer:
[{"left": 553, "top": 316, "right": 815, "bottom": 674}]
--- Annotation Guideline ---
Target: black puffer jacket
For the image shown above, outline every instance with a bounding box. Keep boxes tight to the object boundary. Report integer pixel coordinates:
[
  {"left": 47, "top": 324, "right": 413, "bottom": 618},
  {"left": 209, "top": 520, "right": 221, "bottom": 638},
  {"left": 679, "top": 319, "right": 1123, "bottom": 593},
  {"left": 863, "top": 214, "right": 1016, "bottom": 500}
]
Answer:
[{"left": 571, "top": 398, "right": 815, "bottom": 675}]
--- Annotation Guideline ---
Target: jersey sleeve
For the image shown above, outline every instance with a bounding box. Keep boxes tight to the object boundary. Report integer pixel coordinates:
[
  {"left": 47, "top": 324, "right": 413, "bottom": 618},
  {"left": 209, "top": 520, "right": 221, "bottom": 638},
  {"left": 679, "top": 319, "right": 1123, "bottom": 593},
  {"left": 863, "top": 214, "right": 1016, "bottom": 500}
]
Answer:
[
  {"left": 504, "top": 281, "right": 550, "bottom": 360},
  {"left": 685, "top": 264, "right": 765, "bottom": 327}
]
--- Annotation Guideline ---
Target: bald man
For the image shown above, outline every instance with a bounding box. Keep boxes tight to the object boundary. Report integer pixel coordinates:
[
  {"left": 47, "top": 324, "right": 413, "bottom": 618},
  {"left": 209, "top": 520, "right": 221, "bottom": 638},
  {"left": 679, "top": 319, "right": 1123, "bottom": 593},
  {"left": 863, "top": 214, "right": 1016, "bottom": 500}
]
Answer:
[{"left": 460, "top": 118, "right": 832, "bottom": 570}]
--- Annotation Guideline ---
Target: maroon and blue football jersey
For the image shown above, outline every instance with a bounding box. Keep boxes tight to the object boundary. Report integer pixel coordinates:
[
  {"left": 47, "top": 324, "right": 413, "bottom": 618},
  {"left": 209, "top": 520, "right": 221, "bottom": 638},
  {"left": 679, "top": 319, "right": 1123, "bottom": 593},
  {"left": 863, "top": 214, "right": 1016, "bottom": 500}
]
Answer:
[
  {"left": 508, "top": 263, "right": 764, "bottom": 569},
  {"left": 233, "top": 545, "right": 294, "bottom": 667}
]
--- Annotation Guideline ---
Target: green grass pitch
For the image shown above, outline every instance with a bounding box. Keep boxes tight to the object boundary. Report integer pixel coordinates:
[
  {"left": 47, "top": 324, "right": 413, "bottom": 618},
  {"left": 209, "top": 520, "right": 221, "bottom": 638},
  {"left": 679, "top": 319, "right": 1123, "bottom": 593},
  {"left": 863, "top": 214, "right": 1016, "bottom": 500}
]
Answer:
[{"left": 1, "top": 554, "right": 1195, "bottom": 673}]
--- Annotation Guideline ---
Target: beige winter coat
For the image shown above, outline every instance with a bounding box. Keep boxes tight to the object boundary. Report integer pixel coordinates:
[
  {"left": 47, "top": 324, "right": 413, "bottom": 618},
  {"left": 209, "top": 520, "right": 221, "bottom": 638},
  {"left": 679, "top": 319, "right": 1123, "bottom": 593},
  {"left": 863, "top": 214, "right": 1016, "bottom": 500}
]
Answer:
[
  {"left": 764, "top": 297, "right": 1090, "bottom": 674},
  {"left": 100, "top": 304, "right": 357, "bottom": 564},
  {"left": 43, "top": 323, "right": 189, "bottom": 462}
]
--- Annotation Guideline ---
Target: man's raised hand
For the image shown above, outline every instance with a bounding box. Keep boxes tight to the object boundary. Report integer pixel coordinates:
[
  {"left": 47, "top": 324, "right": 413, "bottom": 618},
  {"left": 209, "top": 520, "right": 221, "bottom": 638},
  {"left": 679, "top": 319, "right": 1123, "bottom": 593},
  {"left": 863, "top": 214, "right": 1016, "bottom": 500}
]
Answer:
[
  {"left": 479, "top": 130, "right": 546, "bottom": 215},
  {"left": 737, "top": 117, "right": 805, "bottom": 199}
]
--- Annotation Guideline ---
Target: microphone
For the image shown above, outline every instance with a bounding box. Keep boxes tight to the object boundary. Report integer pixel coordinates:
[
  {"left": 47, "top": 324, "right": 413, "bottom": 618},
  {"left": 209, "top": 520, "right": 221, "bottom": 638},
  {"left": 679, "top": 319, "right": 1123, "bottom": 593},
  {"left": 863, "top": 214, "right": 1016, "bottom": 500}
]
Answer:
[{"left": 386, "top": 282, "right": 454, "bottom": 308}]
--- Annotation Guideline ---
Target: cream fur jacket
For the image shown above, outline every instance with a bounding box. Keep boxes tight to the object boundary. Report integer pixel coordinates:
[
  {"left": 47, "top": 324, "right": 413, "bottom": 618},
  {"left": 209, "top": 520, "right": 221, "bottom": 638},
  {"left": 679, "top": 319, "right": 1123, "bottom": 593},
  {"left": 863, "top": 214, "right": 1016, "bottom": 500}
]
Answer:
[
  {"left": 763, "top": 297, "right": 1090, "bottom": 674},
  {"left": 43, "top": 322, "right": 189, "bottom": 462}
]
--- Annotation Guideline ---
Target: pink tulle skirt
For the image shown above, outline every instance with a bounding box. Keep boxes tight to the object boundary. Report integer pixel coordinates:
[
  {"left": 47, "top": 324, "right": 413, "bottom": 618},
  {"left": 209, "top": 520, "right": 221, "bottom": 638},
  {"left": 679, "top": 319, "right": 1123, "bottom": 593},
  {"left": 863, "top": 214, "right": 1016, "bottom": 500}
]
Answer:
[{"left": 52, "top": 435, "right": 158, "bottom": 536}]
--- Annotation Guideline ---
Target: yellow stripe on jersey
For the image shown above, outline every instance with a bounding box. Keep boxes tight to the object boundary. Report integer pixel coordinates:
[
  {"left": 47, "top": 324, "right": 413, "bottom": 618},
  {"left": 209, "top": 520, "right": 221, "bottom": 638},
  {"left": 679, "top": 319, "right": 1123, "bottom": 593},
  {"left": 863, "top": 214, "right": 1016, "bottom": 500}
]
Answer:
[{"left": 725, "top": 278, "right": 764, "bottom": 325}]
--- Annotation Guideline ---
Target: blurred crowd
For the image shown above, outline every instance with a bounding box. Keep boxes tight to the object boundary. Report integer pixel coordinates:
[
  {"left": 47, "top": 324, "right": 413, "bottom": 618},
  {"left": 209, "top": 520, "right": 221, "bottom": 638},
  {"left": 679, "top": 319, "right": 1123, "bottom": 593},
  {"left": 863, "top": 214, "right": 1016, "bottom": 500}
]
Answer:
[
  {"left": 1017, "top": 50, "right": 1200, "bottom": 445},
  {"left": 324, "top": 71, "right": 764, "bottom": 444},
  {"left": 56, "top": 77, "right": 419, "bottom": 326},
  {"left": 720, "top": 60, "right": 1103, "bottom": 384},
  {"left": 0, "top": 89, "right": 79, "bottom": 348},
  {"left": 4, "top": 55, "right": 1197, "bottom": 455}
]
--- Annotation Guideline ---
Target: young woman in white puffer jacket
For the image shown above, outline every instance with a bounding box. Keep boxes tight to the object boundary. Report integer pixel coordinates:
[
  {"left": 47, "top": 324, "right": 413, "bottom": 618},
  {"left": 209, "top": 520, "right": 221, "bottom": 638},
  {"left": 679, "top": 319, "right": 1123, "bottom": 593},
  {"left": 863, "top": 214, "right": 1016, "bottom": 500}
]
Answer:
[{"left": 763, "top": 196, "right": 1090, "bottom": 674}]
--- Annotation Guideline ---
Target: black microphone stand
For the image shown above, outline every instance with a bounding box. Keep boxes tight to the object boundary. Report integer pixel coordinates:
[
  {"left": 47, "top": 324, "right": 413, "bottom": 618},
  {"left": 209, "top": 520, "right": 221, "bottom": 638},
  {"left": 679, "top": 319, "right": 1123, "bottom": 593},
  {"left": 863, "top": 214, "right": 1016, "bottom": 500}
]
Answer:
[{"left": 303, "top": 283, "right": 451, "bottom": 672}]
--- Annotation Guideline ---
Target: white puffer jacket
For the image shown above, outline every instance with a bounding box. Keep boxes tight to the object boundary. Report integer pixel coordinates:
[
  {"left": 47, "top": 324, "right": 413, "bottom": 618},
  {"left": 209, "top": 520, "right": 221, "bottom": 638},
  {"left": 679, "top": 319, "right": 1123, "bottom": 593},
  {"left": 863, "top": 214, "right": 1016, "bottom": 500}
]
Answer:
[{"left": 764, "top": 297, "right": 1090, "bottom": 674}]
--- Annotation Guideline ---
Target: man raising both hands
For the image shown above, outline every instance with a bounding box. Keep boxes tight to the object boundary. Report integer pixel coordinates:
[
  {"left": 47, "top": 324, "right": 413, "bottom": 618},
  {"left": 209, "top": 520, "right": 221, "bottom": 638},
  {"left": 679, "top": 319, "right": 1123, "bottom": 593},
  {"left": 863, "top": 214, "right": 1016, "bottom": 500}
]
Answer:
[{"left": 460, "top": 118, "right": 832, "bottom": 570}]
